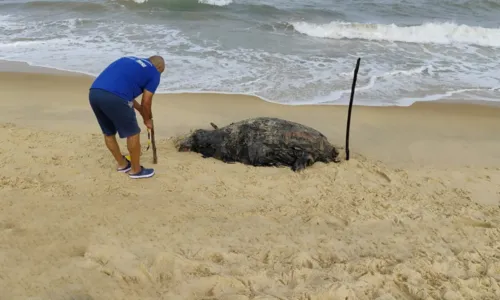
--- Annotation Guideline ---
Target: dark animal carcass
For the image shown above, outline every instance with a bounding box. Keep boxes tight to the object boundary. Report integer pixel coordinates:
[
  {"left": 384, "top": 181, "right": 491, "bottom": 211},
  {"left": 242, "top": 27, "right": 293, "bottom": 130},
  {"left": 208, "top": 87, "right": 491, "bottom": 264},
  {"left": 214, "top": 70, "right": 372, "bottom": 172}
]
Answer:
[{"left": 177, "top": 117, "right": 340, "bottom": 171}]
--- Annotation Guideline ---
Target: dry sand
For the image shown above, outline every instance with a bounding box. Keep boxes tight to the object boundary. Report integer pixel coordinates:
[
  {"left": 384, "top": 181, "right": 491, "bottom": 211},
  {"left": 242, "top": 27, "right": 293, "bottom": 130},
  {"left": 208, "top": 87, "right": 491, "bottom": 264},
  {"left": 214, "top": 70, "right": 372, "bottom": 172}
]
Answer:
[{"left": 1, "top": 65, "right": 500, "bottom": 300}]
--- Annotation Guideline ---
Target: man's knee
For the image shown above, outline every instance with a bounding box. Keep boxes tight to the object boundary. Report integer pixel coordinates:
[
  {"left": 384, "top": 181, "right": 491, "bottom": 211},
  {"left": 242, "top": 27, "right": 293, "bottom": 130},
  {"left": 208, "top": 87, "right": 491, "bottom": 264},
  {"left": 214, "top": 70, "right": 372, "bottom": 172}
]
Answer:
[
  {"left": 125, "top": 131, "right": 140, "bottom": 139},
  {"left": 113, "top": 107, "right": 140, "bottom": 139},
  {"left": 104, "top": 133, "right": 117, "bottom": 139},
  {"left": 126, "top": 133, "right": 141, "bottom": 151},
  {"left": 118, "top": 124, "right": 141, "bottom": 139}
]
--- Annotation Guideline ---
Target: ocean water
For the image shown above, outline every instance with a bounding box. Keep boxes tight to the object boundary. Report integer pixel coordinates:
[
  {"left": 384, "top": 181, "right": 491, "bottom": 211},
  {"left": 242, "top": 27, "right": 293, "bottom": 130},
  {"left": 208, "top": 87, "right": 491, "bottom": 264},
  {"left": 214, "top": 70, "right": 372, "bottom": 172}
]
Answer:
[{"left": 1, "top": 0, "right": 500, "bottom": 106}]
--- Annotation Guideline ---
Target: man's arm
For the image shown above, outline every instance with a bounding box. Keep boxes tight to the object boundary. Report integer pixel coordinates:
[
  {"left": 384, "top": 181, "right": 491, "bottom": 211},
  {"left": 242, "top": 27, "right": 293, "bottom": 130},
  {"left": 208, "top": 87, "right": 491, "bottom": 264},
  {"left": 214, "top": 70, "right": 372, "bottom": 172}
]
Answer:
[
  {"left": 133, "top": 99, "right": 142, "bottom": 114},
  {"left": 141, "top": 89, "right": 154, "bottom": 121},
  {"left": 141, "top": 70, "right": 161, "bottom": 121}
]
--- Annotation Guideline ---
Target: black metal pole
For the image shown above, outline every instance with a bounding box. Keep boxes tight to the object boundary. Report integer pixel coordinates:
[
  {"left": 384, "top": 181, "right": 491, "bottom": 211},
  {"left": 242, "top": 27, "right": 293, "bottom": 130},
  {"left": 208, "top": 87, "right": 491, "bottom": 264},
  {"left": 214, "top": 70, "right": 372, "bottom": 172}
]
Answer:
[{"left": 345, "top": 57, "right": 361, "bottom": 161}]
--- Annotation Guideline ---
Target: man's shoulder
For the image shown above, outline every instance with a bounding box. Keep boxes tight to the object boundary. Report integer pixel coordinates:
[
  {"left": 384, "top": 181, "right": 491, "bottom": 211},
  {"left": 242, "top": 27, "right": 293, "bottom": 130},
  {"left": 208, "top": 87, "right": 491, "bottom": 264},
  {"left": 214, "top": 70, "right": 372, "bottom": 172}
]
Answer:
[
  {"left": 148, "top": 65, "right": 160, "bottom": 76},
  {"left": 122, "top": 56, "right": 153, "bottom": 67},
  {"left": 120, "top": 57, "right": 157, "bottom": 75}
]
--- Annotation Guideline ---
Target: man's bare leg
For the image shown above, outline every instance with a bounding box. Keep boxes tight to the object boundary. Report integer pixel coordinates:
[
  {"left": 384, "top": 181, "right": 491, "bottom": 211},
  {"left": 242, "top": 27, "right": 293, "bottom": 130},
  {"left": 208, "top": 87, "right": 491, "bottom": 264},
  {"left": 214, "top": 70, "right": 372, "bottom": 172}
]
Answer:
[
  {"left": 104, "top": 134, "right": 128, "bottom": 168},
  {"left": 127, "top": 133, "right": 141, "bottom": 174}
]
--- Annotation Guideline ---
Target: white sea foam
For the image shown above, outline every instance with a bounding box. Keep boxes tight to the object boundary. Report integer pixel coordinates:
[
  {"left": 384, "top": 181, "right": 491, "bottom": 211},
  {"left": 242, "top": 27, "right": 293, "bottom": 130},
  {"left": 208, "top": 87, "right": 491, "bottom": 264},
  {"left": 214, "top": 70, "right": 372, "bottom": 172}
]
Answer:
[
  {"left": 130, "top": 0, "right": 233, "bottom": 6},
  {"left": 291, "top": 21, "right": 500, "bottom": 48},
  {"left": 397, "top": 86, "right": 500, "bottom": 106},
  {"left": 303, "top": 65, "right": 436, "bottom": 106},
  {"left": 0, "top": 12, "right": 499, "bottom": 107},
  {"left": 198, "top": 0, "right": 233, "bottom": 6}
]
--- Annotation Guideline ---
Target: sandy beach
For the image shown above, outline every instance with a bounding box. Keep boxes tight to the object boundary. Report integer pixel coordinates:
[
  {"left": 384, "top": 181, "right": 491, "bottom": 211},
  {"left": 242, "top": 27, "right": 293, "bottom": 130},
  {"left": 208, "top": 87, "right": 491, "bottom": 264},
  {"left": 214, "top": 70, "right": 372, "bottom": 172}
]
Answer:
[{"left": 1, "top": 62, "right": 500, "bottom": 300}]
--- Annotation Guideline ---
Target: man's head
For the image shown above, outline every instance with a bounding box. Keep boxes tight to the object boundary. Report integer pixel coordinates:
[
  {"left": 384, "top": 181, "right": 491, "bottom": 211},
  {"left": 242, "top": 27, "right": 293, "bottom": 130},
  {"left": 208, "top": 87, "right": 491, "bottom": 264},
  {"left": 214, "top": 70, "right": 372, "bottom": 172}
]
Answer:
[{"left": 148, "top": 55, "right": 165, "bottom": 73}]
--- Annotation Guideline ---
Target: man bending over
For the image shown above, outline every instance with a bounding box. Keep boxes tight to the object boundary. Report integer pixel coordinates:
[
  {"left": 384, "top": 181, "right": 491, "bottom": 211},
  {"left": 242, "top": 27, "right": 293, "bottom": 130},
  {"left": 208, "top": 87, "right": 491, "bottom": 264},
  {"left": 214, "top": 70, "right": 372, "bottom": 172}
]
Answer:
[{"left": 89, "top": 55, "right": 165, "bottom": 179}]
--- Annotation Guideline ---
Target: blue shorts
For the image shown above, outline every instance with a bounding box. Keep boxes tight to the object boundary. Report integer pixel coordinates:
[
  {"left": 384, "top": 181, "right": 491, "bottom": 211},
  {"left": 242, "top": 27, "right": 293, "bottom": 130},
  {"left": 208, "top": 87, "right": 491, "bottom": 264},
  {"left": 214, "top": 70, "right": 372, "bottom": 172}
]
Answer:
[{"left": 89, "top": 88, "right": 141, "bottom": 138}]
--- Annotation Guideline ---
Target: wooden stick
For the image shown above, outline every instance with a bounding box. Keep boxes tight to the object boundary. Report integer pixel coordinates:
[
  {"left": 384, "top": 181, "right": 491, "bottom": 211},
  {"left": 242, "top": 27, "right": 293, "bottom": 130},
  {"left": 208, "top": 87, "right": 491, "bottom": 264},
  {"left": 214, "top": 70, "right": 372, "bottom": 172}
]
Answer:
[
  {"left": 345, "top": 57, "right": 361, "bottom": 161},
  {"left": 151, "top": 119, "right": 158, "bottom": 164}
]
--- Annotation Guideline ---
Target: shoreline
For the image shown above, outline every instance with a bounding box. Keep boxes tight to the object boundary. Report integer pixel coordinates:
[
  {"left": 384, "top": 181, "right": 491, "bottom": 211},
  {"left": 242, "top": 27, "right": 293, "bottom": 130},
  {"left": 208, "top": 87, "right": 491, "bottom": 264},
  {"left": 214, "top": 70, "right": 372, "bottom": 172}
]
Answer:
[
  {"left": 2, "top": 69, "right": 500, "bottom": 169},
  {"left": 2, "top": 58, "right": 499, "bottom": 109}
]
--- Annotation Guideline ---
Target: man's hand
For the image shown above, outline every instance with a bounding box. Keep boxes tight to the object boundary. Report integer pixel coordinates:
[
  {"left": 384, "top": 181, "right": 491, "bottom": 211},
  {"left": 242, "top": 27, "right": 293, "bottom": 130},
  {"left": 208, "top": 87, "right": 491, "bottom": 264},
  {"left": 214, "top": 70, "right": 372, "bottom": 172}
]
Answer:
[{"left": 144, "top": 119, "right": 153, "bottom": 129}]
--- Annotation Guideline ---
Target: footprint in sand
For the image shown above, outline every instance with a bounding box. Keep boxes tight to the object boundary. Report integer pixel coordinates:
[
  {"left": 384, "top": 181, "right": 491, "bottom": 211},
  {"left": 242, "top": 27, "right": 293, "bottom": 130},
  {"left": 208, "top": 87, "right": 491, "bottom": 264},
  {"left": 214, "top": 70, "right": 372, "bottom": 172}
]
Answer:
[
  {"left": 43, "top": 290, "right": 94, "bottom": 300},
  {"left": 375, "top": 170, "right": 392, "bottom": 183},
  {"left": 83, "top": 244, "right": 152, "bottom": 285},
  {"left": 291, "top": 251, "right": 319, "bottom": 269},
  {"left": 0, "top": 221, "right": 26, "bottom": 235},
  {"left": 305, "top": 214, "right": 347, "bottom": 229}
]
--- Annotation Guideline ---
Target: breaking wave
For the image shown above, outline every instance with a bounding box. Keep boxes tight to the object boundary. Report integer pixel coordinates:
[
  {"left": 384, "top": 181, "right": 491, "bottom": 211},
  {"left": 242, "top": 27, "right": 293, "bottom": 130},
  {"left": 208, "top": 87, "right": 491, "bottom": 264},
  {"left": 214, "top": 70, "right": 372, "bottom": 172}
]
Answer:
[
  {"left": 290, "top": 21, "right": 500, "bottom": 48},
  {"left": 127, "top": 0, "right": 233, "bottom": 7}
]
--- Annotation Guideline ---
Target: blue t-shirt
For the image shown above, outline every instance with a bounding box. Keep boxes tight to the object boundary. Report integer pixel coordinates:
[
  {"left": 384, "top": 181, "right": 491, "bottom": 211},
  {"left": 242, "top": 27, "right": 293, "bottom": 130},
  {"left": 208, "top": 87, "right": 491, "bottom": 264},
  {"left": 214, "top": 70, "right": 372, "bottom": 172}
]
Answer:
[{"left": 90, "top": 56, "right": 161, "bottom": 102}]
